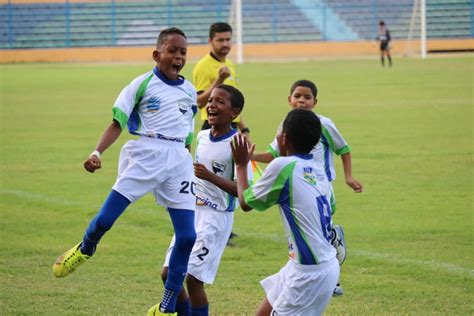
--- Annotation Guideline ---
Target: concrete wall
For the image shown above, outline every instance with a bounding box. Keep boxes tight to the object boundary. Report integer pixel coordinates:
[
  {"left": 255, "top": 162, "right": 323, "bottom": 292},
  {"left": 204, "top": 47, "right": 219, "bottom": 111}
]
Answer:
[{"left": 0, "top": 39, "right": 472, "bottom": 63}]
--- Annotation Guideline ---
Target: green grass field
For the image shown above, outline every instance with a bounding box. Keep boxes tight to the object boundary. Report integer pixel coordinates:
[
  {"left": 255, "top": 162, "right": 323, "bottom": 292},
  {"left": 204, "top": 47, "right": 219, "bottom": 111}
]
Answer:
[{"left": 1, "top": 56, "right": 473, "bottom": 315}]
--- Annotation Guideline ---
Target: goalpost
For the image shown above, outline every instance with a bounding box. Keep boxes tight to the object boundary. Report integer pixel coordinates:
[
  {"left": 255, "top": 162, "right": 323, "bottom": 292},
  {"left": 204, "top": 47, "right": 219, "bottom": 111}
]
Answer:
[
  {"left": 420, "top": 0, "right": 427, "bottom": 58},
  {"left": 228, "top": 0, "right": 243, "bottom": 64},
  {"left": 405, "top": 0, "right": 427, "bottom": 58},
  {"left": 229, "top": 0, "right": 426, "bottom": 61}
]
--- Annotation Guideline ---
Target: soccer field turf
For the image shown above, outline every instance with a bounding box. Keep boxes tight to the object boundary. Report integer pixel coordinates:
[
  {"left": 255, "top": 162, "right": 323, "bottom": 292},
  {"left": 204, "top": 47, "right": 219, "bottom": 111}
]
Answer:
[{"left": 1, "top": 56, "right": 472, "bottom": 314}]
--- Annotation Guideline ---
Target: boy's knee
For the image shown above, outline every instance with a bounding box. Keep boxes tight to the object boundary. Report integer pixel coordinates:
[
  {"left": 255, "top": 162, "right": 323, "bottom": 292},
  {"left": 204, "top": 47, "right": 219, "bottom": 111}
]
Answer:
[
  {"left": 186, "top": 274, "right": 203, "bottom": 290},
  {"left": 175, "top": 230, "right": 196, "bottom": 251}
]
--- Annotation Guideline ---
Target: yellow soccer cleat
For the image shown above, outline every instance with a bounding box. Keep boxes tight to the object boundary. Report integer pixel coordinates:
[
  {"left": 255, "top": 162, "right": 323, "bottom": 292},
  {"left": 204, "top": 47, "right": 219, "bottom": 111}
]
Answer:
[
  {"left": 147, "top": 303, "right": 177, "bottom": 316},
  {"left": 52, "top": 242, "right": 90, "bottom": 278}
]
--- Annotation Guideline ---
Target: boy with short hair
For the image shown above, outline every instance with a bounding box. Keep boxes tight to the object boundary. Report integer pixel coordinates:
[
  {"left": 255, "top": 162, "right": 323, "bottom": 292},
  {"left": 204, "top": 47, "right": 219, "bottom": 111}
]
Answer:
[
  {"left": 160, "top": 84, "right": 252, "bottom": 316},
  {"left": 252, "top": 79, "right": 363, "bottom": 296},
  {"left": 52, "top": 27, "right": 197, "bottom": 315},
  {"left": 232, "top": 109, "right": 340, "bottom": 315}
]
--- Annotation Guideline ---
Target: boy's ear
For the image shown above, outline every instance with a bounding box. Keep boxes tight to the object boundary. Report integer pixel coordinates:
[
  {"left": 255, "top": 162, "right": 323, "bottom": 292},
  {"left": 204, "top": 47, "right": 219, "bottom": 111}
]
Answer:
[
  {"left": 287, "top": 95, "right": 291, "bottom": 104},
  {"left": 314, "top": 98, "right": 318, "bottom": 106},
  {"left": 231, "top": 107, "right": 242, "bottom": 120},
  {"left": 152, "top": 50, "right": 160, "bottom": 63}
]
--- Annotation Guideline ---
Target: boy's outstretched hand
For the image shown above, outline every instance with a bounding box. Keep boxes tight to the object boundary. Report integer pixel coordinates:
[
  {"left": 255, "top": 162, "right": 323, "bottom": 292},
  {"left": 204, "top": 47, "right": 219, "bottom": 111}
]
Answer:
[
  {"left": 84, "top": 156, "right": 102, "bottom": 173},
  {"left": 231, "top": 134, "right": 255, "bottom": 166},
  {"left": 346, "top": 176, "right": 363, "bottom": 193}
]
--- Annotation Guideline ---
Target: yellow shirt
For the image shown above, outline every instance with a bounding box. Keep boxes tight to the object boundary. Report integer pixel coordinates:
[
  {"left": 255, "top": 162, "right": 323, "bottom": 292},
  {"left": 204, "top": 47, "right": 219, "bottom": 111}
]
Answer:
[{"left": 192, "top": 53, "right": 240, "bottom": 122}]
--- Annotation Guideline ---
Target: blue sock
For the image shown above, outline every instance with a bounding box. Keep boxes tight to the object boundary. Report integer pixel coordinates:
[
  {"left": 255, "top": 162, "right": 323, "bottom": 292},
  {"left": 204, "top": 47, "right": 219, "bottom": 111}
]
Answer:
[
  {"left": 161, "top": 208, "right": 196, "bottom": 312},
  {"left": 175, "top": 299, "right": 191, "bottom": 316},
  {"left": 191, "top": 304, "right": 209, "bottom": 316},
  {"left": 81, "top": 190, "right": 130, "bottom": 256}
]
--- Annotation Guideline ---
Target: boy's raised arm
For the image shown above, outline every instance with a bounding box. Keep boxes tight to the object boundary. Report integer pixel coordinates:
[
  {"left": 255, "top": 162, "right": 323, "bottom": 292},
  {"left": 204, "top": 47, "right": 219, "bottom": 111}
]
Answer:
[
  {"left": 231, "top": 134, "right": 255, "bottom": 212},
  {"left": 251, "top": 152, "right": 274, "bottom": 163}
]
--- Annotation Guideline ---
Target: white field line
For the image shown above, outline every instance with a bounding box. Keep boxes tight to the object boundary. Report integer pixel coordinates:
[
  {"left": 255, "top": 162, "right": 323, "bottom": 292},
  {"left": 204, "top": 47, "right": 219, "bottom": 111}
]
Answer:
[
  {"left": 0, "top": 188, "right": 162, "bottom": 215},
  {"left": 0, "top": 189, "right": 90, "bottom": 207},
  {"left": 3, "top": 189, "right": 473, "bottom": 278},
  {"left": 351, "top": 249, "right": 474, "bottom": 278},
  {"left": 240, "top": 230, "right": 474, "bottom": 278}
]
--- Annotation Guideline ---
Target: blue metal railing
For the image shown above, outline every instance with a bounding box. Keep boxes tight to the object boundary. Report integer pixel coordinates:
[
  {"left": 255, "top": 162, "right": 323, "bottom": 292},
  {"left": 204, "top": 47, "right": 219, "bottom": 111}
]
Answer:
[
  {"left": 111, "top": 0, "right": 116, "bottom": 45},
  {"left": 471, "top": 0, "right": 474, "bottom": 37},
  {"left": 0, "top": 0, "right": 472, "bottom": 49}
]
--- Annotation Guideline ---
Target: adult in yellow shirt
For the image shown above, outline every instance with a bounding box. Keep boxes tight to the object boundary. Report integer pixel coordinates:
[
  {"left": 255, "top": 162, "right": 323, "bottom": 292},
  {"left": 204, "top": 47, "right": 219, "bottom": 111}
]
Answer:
[{"left": 192, "top": 22, "right": 249, "bottom": 135}]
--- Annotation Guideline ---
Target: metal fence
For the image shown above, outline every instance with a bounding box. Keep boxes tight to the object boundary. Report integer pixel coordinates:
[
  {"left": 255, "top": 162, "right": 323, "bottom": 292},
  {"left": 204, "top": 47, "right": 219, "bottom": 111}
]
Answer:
[{"left": 1, "top": 0, "right": 472, "bottom": 49}]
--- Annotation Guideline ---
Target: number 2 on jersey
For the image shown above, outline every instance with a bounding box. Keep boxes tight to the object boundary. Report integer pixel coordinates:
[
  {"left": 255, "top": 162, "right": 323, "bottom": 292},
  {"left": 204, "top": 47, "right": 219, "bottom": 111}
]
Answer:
[{"left": 197, "top": 247, "right": 209, "bottom": 261}]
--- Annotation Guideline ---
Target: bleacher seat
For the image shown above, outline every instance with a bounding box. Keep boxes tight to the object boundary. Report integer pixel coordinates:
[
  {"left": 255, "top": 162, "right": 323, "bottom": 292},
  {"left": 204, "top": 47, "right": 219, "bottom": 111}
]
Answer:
[{"left": 0, "top": 0, "right": 471, "bottom": 49}]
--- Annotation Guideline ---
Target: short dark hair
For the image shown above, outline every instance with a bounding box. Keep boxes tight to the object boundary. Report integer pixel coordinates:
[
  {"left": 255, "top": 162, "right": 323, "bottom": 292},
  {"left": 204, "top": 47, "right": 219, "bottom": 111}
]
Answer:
[
  {"left": 379, "top": 20, "right": 385, "bottom": 26},
  {"left": 217, "top": 84, "right": 244, "bottom": 111},
  {"left": 283, "top": 109, "right": 321, "bottom": 154},
  {"left": 209, "top": 22, "right": 233, "bottom": 39},
  {"left": 157, "top": 27, "right": 186, "bottom": 48},
  {"left": 290, "top": 80, "right": 318, "bottom": 98}
]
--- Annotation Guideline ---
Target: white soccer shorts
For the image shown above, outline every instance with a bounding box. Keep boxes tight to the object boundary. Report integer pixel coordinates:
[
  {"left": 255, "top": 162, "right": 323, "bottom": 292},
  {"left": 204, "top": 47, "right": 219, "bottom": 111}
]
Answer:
[
  {"left": 261, "top": 257, "right": 339, "bottom": 316},
  {"left": 112, "top": 136, "right": 196, "bottom": 210},
  {"left": 164, "top": 205, "right": 233, "bottom": 284}
]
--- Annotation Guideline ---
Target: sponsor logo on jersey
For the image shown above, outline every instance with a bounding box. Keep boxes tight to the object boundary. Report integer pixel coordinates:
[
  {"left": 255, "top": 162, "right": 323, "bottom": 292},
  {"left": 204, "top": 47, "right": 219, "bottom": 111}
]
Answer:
[
  {"left": 178, "top": 100, "right": 191, "bottom": 114},
  {"left": 196, "top": 195, "right": 218, "bottom": 210},
  {"left": 146, "top": 97, "right": 161, "bottom": 112},
  {"left": 288, "top": 238, "right": 297, "bottom": 260},
  {"left": 303, "top": 167, "right": 317, "bottom": 185},
  {"left": 212, "top": 161, "right": 226, "bottom": 174},
  {"left": 287, "top": 237, "right": 296, "bottom": 260}
]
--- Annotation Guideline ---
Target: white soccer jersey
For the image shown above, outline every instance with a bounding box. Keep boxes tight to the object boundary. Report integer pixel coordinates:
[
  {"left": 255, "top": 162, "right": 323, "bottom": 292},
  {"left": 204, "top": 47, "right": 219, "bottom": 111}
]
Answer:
[
  {"left": 195, "top": 129, "right": 253, "bottom": 212},
  {"left": 318, "top": 115, "right": 350, "bottom": 182},
  {"left": 267, "top": 114, "right": 351, "bottom": 182},
  {"left": 244, "top": 155, "right": 337, "bottom": 265},
  {"left": 112, "top": 67, "right": 197, "bottom": 144}
]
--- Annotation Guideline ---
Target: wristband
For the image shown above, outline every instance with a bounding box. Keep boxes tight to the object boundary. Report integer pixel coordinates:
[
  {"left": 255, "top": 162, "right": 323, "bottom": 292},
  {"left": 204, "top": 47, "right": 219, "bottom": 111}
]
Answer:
[
  {"left": 90, "top": 150, "right": 101, "bottom": 158},
  {"left": 241, "top": 127, "right": 250, "bottom": 134}
]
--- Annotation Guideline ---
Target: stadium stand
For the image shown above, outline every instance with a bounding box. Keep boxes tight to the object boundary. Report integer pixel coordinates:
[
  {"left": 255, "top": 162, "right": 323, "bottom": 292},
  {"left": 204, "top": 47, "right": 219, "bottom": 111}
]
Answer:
[
  {"left": 0, "top": 0, "right": 472, "bottom": 49},
  {"left": 241, "top": 0, "right": 322, "bottom": 42},
  {"left": 326, "top": 0, "right": 472, "bottom": 40}
]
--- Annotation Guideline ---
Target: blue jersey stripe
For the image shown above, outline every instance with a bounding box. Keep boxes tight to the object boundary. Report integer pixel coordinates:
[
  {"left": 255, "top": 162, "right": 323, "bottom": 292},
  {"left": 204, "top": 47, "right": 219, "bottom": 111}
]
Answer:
[
  {"left": 320, "top": 134, "right": 333, "bottom": 181},
  {"left": 279, "top": 179, "right": 317, "bottom": 265},
  {"left": 127, "top": 108, "right": 141, "bottom": 135},
  {"left": 225, "top": 194, "right": 235, "bottom": 212}
]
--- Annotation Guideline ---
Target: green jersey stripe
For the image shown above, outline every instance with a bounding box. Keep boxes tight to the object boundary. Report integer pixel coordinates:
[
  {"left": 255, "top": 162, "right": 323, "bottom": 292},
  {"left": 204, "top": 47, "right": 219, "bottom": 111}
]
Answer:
[{"left": 243, "top": 161, "right": 296, "bottom": 211}]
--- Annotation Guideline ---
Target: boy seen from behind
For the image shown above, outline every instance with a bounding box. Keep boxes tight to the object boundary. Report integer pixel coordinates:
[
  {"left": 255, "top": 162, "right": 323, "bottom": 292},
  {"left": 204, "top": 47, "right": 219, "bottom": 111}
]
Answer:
[
  {"left": 232, "top": 109, "right": 339, "bottom": 315},
  {"left": 252, "top": 79, "right": 363, "bottom": 296}
]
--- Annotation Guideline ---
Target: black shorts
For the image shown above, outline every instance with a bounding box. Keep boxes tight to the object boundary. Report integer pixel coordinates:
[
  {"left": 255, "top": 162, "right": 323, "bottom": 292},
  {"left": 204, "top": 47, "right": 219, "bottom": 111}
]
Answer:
[{"left": 380, "top": 40, "right": 389, "bottom": 51}]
